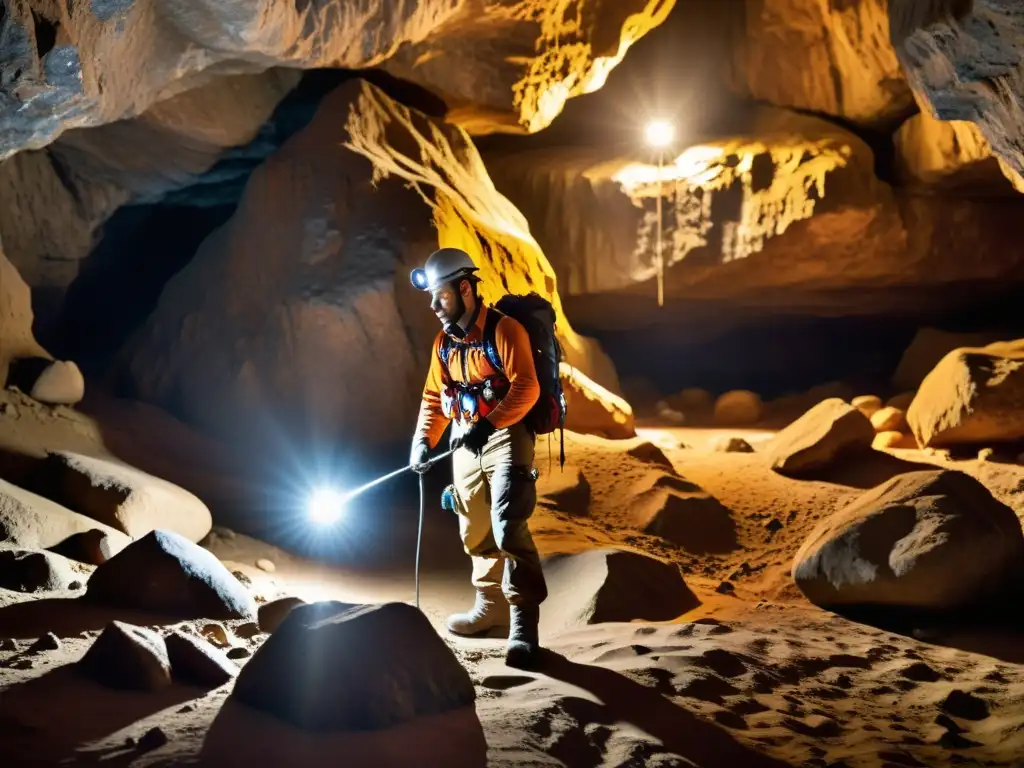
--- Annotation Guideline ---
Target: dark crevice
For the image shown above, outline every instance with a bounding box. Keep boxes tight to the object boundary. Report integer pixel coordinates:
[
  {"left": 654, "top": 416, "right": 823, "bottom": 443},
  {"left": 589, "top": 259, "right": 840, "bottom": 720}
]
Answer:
[
  {"left": 31, "top": 10, "right": 58, "bottom": 59},
  {"left": 44, "top": 148, "right": 83, "bottom": 207},
  {"left": 44, "top": 66, "right": 447, "bottom": 379}
]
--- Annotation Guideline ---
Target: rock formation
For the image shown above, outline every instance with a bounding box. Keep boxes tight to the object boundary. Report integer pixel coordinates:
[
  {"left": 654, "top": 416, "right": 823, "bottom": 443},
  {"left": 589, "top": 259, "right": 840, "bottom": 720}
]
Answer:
[
  {"left": 793, "top": 469, "right": 1024, "bottom": 611},
  {"left": 0, "top": 249, "right": 49, "bottom": 383},
  {"left": 731, "top": 0, "right": 914, "bottom": 128},
  {"left": 766, "top": 399, "right": 875, "bottom": 476},
  {"left": 116, "top": 79, "right": 621, "bottom": 457},
  {"left": 0, "top": 0, "right": 670, "bottom": 161},
  {"left": 908, "top": 339, "right": 1024, "bottom": 448},
  {"left": 486, "top": 105, "right": 1024, "bottom": 333},
  {"left": 890, "top": 0, "right": 1024, "bottom": 187}
]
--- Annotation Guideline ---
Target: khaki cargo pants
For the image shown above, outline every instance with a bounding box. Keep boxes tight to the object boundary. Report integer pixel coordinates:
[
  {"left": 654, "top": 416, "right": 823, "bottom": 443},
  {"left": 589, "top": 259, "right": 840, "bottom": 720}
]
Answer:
[{"left": 449, "top": 420, "right": 547, "bottom": 607}]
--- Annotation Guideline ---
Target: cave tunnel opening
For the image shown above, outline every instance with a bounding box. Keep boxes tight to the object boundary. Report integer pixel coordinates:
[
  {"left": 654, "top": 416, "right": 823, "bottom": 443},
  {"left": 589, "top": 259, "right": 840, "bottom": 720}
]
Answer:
[
  {"left": 41, "top": 65, "right": 447, "bottom": 378},
  {"left": 579, "top": 285, "right": 1024, "bottom": 402}
]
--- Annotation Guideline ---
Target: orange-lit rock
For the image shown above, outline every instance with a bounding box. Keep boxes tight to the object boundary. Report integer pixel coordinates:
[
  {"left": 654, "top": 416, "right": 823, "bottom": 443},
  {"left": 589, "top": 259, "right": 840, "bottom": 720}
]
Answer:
[
  {"left": 890, "top": 0, "right": 1024, "bottom": 190},
  {"left": 486, "top": 106, "right": 1024, "bottom": 331},
  {"left": 0, "top": 249, "right": 49, "bottom": 384},
  {"left": 731, "top": 0, "right": 913, "bottom": 127},
  {"left": 561, "top": 363, "right": 635, "bottom": 440},
  {"left": 0, "top": 0, "right": 670, "bottom": 160},
  {"left": 894, "top": 109, "right": 1024, "bottom": 193},
  {"left": 117, "top": 80, "right": 619, "bottom": 458}
]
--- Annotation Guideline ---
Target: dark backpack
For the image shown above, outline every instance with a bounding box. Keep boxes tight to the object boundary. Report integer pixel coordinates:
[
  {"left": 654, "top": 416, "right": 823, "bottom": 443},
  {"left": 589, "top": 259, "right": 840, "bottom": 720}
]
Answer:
[{"left": 439, "top": 293, "right": 567, "bottom": 466}]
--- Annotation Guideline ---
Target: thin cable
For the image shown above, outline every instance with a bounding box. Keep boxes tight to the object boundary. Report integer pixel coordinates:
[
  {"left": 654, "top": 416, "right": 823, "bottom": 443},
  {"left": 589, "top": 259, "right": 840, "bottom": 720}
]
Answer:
[{"left": 416, "top": 471, "right": 425, "bottom": 611}]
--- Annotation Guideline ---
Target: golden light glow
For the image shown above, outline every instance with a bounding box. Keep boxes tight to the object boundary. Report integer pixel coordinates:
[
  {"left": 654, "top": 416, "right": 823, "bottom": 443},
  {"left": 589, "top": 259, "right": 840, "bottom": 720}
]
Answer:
[
  {"left": 645, "top": 120, "right": 674, "bottom": 148},
  {"left": 341, "top": 81, "right": 610, "bottom": 379},
  {"left": 611, "top": 126, "right": 853, "bottom": 277},
  {"left": 502, "top": 0, "right": 677, "bottom": 133}
]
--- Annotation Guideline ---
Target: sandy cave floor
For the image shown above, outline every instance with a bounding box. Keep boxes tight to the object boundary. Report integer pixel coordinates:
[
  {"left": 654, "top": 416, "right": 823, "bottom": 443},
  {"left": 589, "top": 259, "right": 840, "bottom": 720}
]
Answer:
[{"left": 3, "top": 396, "right": 1024, "bottom": 766}]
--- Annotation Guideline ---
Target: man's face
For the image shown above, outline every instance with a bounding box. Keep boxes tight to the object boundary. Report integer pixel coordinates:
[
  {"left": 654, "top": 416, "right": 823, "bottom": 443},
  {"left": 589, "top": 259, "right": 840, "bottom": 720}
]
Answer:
[{"left": 430, "top": 281, "right": 463, "bottom": 326}]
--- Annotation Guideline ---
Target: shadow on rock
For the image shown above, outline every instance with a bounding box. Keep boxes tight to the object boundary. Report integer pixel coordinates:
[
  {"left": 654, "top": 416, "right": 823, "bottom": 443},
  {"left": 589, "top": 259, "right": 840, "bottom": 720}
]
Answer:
[
  {"left": 0, "top": 665, "right": 201, "bottom": 765},
  {"left": 798, "top": 450, "right": 938, "bottom": 490},
  {"left": 199, "top": 700, "right": 487, "bottom": 768},
  {"left": 534, "top": 650, "right": 791, "bottom": 767},
  {"left": 0, "top": 597, "right": 184, "bottom": 639}
]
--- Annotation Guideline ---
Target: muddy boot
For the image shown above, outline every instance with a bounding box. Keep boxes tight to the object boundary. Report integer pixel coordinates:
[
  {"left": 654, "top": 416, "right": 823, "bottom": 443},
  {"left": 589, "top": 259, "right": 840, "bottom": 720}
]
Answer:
[
  {"left": 446, "top": 586, "right": 510, "bottom": 637},
  {"left": 505, "top": 603, "right": 541, "bottom": 669}
]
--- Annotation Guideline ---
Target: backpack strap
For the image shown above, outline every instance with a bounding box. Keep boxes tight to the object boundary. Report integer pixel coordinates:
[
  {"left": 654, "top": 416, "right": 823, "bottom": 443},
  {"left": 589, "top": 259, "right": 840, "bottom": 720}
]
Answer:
[{"left": 481, "top": 308, "right": 504, "bottom": 375}]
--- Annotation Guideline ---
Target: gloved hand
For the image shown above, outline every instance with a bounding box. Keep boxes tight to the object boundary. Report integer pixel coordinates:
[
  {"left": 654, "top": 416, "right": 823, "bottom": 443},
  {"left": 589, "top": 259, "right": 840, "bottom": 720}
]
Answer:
[
  {"left": 410, "top": 441, "right": 431, "bottom": 475},
  {"left": 458, "top": 418, "right": 496, "bottom": 456}
]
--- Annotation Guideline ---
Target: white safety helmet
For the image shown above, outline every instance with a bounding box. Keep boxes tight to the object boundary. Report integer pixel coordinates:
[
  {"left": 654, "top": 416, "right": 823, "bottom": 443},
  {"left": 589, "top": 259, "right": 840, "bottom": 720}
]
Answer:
[{"left": 410, "top": 248, "right": 479, "bottom": 292}]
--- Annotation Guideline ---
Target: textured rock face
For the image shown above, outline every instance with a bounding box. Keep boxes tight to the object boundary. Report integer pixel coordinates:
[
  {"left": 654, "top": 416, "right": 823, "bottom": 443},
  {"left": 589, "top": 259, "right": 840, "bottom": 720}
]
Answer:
[
  {"left": 766, "top": 398, "right": 875, "bottom": 476},
  {"left": 732, "top": 0, "right": 914, "bottom": 127},
  {"left": 894, "top": 109, "right": 1024, "bottom": 193},
  {"left": 890, "top": 0, "right": 1024, "bottom": 186},
  {"left": 0, "top": 69, "right": 301, "bottom": 292},
  {"left": 486, "top": 106, "right": 1024, "bottom": 331},
  {"left": 0, "top": 0, "right": 670, "bottom": 160},
  {"left": 117, "top": 79, "right": 618, "bottom": 456},
  {"left": 0, "top": 249, "right": 49, "bottom": 383},
  {"left": 908, "top": 339, "right": 1024, "bottom": 447},
  {"left": 793, "top": 470, "right": 1024, "bottom": 611}
]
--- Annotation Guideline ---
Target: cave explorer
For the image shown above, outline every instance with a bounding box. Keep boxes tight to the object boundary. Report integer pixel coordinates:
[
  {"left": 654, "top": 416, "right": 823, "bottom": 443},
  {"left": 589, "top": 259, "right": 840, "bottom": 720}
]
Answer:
[{"left": 409, "top": 247, "right": 549, "bottom": 669}]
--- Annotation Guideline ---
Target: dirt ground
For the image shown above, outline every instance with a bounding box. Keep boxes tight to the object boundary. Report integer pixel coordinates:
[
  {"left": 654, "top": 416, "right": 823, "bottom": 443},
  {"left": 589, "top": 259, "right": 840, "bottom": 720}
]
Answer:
[{"left": 3, "top": 389, "right": 1024, "bottom": 767}]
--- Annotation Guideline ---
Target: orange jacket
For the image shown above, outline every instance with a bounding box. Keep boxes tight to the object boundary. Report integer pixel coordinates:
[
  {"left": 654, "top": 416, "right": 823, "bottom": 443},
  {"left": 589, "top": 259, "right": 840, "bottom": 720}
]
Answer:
[{"left": 414, "top": 304, "right": 540, "bottom": 448}]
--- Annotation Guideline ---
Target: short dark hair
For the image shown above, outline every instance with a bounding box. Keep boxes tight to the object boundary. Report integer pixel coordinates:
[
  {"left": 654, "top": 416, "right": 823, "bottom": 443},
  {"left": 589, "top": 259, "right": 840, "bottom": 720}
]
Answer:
[{"left": 454, "top": 275, "right": 481, "bottom": 298}]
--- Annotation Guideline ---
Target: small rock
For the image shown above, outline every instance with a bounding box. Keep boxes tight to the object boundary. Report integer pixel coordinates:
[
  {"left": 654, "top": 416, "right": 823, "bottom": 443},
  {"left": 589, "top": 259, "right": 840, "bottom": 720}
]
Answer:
[
  {"left": 0, "top": 549, "right": 77, "bottom": 593},
  {"left": 852, "top": 395, "right": 882, "bottom": 418},
  {"left": 713, "top": 436, "right": 754, "bottom": 453},
  {"left": 935, "top": 713, "right": 966, "bottom": 734},
  {"left": 28, "top": 632, "right": 61, "bottom": 653},
  {"left": 227, "top": 647, "right": 251, "bottom": 660},
  {"left": 68, "top": 580, "right": 82, "bottom": 590},
  {"left": 256, "top": 558, "right": 276, "bottom": 573},
  {"left": 200, "top": 623, "right": 230, "bottom": 647},
  {"left": 212, "top": 526, "right": 236, "bottom": 540},
  {"left": 235, "top": 622, "right": 261, "bottom": 639},
  {"left": 716, "top": 581, "right": 736, "bottom": 595},
  {"left": 50, "top": 528, "right": 123, "bottom": 566},
  {"left": 10, "top": 657, "right": 35, "bottom": 670},
  {"left": 79, "top": 622, "right": 172, "bottom": 691},
  {"left": 0, "top": 402, "right": 19, "bottom": 418},
  {"left": 978, "top": 447, "right": 994, "bottom": 462},
  {"left": 871, "top": 406, "right": 906, "bottom": 433},
  {"left": 765, "top": 399, "right": 874, "bottom": 476},
  {"left": 764, "top": 518, "right": 783, "bottom": 533},
  {"left": 232, "top": 570, "right": 253, "bottom": 587},
  {"left": 138, "top": 726, "right": 168, "bottom": 751},
  {"left": 178, "top": 704, "right": 195, "bottom": 714},
  {"left": 165, "top": 630, "right": 238, "bottom": 688},
  {"left": 872, "top": 430, "right": 905, "bottom": 450},
  {"left": 941, "top": 689, "right": 990, "bottom": 721},
  {"left": 900, "top": 662, "right": 942, "bottom": 682},
  {"left": 258, "top": 596, "right": 308, "bottom": 634},
  {"left": 0, "top": 637, "right": 17, "bottom": 651}
]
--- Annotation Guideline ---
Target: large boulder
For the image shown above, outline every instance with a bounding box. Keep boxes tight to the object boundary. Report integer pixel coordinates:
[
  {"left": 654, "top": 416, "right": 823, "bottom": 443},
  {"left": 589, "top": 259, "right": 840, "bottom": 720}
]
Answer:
[
  {"left": 561, "top": 363, "right": 635, "bottom": 439},
  {"left": 890, "top": 0, "right": 1024, "bottom": 188},
  {"left": 792, "top": 470, "right": 1024, "bottom": 611},
  {"left": 891, "top": 327, "right": 1008, "bottom": 392},
  {"left": 0, "top": 548, "right": 77, "bottom": 593},
  {"left": 908, "top": 340, "right": 1024, "bottom": 448},
  {"left": 541, "top": 549, "right": 700, "bottom": 637},
  {"left": 485, "top": 106, "right": 1024, "bottom": 334},
  {"left": 78, "top": 622, "right": 173, "bottom": 691},
  {"left": 730, "top": 0, "right": 913, "bottom": 127},
  {"left": 0, "top": 0, "right": 668, "bottom": 160},
  {"left": 231, "top": 602, "right": 475, "bottom": 732},
  {"left": 0, "top": 477, "right": 130, "bottom": 554},
  {"left": 116, "top": 79, "right": 618, "bottom": 460},
  {"left": 86, "top": 529, "right": 257, "bottom": 620},
  {"left": 22, "top": 451, "right": 211, "bottom": 542},
  {"left": 893, "top": 109, "right": 1024, "bottom": 194},
  {"left": 766, "top": 399, "right": 875, "bottom": 476}
]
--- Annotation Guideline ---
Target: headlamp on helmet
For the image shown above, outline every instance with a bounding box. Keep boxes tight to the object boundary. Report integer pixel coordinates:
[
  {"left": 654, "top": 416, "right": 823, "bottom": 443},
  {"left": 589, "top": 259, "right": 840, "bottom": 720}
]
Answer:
[{"left": 410, "top": 247, "right": 479, "bottom": 293}]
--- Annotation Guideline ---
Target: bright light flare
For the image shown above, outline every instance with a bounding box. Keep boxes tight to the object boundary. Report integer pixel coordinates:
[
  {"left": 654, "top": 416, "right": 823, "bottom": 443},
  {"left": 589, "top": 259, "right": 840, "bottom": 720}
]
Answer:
[
  {"left": 645, "top": 120, "right": 675, "bottom": 148},
  {"left": 308, "top": 486, "right": 347, "bottom": 526}
]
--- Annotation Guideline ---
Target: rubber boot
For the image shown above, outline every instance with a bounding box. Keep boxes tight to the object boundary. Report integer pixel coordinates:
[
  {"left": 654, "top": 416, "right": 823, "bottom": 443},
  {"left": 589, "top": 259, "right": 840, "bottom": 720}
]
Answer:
[
  {"left": 446, "top": 586, "right": 510, "bottom": 636},
  {"left": 505, "top": 603, "right": 541, "bottom": 669}
]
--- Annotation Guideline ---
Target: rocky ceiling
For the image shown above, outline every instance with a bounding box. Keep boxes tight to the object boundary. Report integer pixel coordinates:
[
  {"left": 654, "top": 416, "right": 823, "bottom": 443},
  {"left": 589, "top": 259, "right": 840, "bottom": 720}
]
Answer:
[{"left": 4, "top": 0, "right": 1024, "bottom": 446}]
